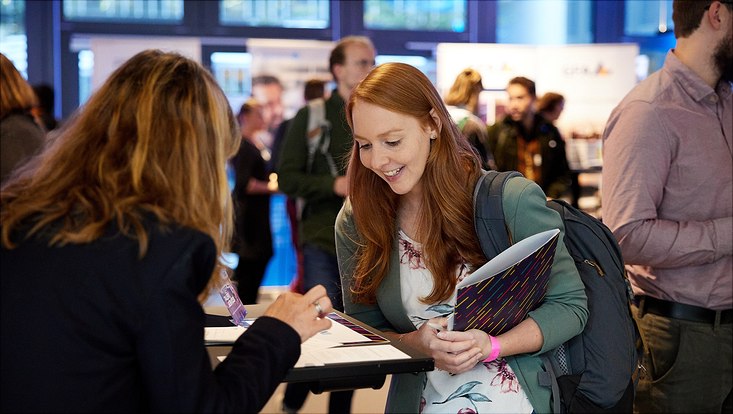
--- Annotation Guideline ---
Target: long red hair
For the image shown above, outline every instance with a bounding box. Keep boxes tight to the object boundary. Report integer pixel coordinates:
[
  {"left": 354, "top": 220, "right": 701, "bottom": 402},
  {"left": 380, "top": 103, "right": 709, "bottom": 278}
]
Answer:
[{"left": 344, "top": 62, "right": 486, "bottom": 304}]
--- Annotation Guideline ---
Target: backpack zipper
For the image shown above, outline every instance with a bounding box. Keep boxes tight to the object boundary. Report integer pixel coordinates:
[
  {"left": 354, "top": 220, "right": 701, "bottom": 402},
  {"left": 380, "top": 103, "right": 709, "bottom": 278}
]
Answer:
[
  {"left": 566, "top": 213, "right": 625, "bottom": 273},
  {"left": 584, "top": 259, "right": 605, "bottom": 276}
]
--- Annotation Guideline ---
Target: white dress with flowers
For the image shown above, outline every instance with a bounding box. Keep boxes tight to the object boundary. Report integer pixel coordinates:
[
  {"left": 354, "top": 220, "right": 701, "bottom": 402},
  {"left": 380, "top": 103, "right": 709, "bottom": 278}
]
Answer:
[{"left": 398, "top": 230, "right": 535, "bottom": 414}]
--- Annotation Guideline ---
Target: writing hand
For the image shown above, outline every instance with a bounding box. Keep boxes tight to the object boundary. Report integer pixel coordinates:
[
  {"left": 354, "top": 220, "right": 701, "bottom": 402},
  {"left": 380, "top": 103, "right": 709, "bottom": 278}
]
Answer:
[{"left": 263, "top": 285, "right": 333, "bottom": 342}]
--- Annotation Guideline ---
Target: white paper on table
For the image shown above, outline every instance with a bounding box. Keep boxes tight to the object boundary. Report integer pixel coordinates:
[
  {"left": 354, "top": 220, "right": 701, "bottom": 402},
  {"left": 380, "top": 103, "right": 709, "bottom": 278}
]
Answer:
[
  {"left": 205, "top": 314, "right": 372, "bottom": 345},
  {"left": 294, "top": 344, "right": 410, "bottom": 368},
  {"left": 217, "top": 343, "right": 409, "bottom": 367},
  {"left": 302, "top": 335, "right": 342, "bottom": 351},
  {"left": 212, "top": 314, "right": 408, "bottom": 367},
  {"left": 204, "top": 326, "right": 246, "bottom": 343}
]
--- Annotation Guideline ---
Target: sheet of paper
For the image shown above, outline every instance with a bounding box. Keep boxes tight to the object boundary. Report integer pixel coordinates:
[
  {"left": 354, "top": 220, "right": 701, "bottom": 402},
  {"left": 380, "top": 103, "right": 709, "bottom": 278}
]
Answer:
[
  {"left": 210, "top": 313, "right": 406, "bottom": 369},
  {"left": 302, "top": 335, "right": 342, "bottom": 351},
  {"left": 205, "top": 326, "right": 246, "bottom": 343},
  {"left": 218, "top": 344, "right": 409, "bottom": 367},
  {"left": 205, "top": 314, "right": 376, "bottom": 345},
  {"left": 294, "top": 344, "right": 410, "bottom": 368},
  {"left": 309, "top": 313, "right": 377, "bottom": 344}
]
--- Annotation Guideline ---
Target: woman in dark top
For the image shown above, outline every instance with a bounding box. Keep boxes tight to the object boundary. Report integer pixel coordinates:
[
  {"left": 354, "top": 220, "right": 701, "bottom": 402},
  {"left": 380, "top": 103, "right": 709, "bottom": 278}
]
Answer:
[
  {"left": 231, "top": 98, "right": 277, "bottom": 304},
  {"left": 0, "top": 50, "right": 333, "bottom": 413}
]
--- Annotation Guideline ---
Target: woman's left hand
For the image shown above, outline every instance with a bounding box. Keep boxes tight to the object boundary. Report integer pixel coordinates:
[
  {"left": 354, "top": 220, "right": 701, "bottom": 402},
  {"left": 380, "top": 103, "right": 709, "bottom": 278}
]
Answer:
[
  {"left": 438, "top": 329, "right": 493, "bottom": 361},
  {"left": 429, "top": 327, "right": 484, "bottom": 374}
]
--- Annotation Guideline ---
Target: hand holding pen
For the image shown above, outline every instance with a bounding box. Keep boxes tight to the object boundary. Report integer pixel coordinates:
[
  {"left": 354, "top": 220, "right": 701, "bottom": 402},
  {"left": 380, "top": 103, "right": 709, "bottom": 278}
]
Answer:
[{"left": 263, "top": 284, "right": 333, "bottom": 343}]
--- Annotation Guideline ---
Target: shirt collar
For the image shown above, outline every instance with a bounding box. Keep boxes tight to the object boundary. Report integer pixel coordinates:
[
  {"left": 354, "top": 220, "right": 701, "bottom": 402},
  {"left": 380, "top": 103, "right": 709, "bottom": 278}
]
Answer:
[{"left": 665, "top": 50, "right": 731, "bottom": 103}]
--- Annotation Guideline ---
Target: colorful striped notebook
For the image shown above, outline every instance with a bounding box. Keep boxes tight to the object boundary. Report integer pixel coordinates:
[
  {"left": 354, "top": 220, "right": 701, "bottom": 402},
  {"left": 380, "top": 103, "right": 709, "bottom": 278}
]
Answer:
[{"left": 453, "top": 228, "right": 560, "bottom": 336}]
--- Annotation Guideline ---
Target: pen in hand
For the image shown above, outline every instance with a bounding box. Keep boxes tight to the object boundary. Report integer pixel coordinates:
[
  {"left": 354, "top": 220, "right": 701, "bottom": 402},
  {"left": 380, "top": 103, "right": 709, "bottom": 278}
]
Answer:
[{"left": 427, "top": 314, "right": 454, "bottom": 331}]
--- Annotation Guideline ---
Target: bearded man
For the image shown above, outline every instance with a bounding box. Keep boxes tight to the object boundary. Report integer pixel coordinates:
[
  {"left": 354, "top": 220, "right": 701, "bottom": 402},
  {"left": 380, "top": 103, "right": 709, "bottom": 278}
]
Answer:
[{"left": 602, "top": 1, "right": 733, "bottom": 412}]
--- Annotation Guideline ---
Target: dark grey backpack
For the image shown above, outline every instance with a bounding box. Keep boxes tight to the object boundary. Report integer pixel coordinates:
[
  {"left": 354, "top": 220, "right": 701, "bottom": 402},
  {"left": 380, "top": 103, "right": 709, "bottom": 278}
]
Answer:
[{"left": 473, "top": 170, "right": 642, "bottom": 413}]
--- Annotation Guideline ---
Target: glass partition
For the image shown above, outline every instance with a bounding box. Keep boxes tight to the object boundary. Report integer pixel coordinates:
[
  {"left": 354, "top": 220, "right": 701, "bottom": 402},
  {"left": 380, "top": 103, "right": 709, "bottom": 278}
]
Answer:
[
  {"left": 220, "top": 0, "right": 329, "bottom": 28},
  {"left": 210, "top": 51, "right": 253, "bottom": 112},
  {"left": 63, "top": 0, "right": 184, "bottom": 23},
  {"left": 0, "top": 0, "right": 27, "bottom": 77},
  {"left": 496, "top": 0, "right": 592, "bottom": 44},
  {"left": 625, "top": 0, "right": 673, "bottom": 36},
  {"left": 364, "top": 0, "right": 466, "bottom": 32}
]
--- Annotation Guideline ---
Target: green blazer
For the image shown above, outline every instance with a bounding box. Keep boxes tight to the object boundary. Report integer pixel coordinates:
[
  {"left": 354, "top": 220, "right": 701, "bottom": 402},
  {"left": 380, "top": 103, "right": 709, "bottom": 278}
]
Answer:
[{"left": 335, "top": 175, "right": 588, "bottom": 413}]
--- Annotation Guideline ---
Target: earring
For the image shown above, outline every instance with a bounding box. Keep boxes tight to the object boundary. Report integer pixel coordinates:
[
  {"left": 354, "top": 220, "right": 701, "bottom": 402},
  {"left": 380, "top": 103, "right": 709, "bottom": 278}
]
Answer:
[{"left": 430, "top": 133, "right": 436, "bottom": 140}]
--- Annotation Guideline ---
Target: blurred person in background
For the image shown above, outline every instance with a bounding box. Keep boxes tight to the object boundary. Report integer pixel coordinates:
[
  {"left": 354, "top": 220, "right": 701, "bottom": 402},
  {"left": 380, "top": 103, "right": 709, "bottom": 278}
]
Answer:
[
  {"left": 271, "top": 79, "right": 328, "bottom": 173},
  {"left": 277, "top": 36, "right": 376, "bottom": 414},
  {"left": 536, "top": 92, "right": 565, "bottom": 124},
  {"left": 1, "top": 53, "right": 45, "bottom": 185},
  {"left": 535, "top": 92, "right": 579, "bottom": 207},
  {"left": 231, "top": 97, "right": 278, "bottom": 304},
  {"left": 444, "top": 68, "right": 495, "bottom": 170},
  {"left": 0, "top": 49, "right": 334, "bottom": 413},
  {"left": 252, "top": 74, "right": 285, "bottom": 151},
  {"left": 32, "top": 83, "right": 59, "bottom": 131},
  {"left": 271, "top": 78, "right": 328, "bottom": 297},
  {"left": 488, "top": 77, "right": 570, "bottom": 200}
]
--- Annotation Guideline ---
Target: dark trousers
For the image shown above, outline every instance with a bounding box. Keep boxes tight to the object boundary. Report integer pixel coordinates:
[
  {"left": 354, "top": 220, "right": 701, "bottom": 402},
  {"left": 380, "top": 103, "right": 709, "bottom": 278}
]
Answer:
[
  {"left": 283, "top": 244, "right": 353, "bottom": 413},
  {"left": 233, "top": 257, "right": 269, "bottom": 305},
  {"left": 283, "top": 386, "right": 354, "bottom": 414},
  {"left": 632, "top": 304, "right": 732, "bottom": 413}
]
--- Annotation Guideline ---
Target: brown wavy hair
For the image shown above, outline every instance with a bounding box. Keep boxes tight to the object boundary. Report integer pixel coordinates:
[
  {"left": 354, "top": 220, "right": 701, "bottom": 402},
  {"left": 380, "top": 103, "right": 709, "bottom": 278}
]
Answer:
[
  {"left": 0, "top": 50, "right": 240, "bottom": 301},
  {"left": 536, "top": 92, "right": 565, "bottom": 115},
  {"left": 0, "top": 53, "right": 39, "bottom": 120},
  {"left": 344, "top": 62, "right": 486, "bottom": 304}
]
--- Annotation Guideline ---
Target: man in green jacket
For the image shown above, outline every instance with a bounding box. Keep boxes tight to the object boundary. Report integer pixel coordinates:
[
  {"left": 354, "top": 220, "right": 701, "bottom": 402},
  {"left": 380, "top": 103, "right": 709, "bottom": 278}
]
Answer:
[{"left": 276, "top": 35, "right": 376, "bottom": 414}]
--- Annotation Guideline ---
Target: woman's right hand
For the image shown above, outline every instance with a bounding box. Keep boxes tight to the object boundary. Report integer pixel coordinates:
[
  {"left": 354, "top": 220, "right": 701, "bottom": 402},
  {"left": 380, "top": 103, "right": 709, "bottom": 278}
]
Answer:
[
  {"left": 262, "top": 285, "right": 333, "bottom": 343},
  {"left": 402, "top": 317, "right": 483, "bottom": 375}
]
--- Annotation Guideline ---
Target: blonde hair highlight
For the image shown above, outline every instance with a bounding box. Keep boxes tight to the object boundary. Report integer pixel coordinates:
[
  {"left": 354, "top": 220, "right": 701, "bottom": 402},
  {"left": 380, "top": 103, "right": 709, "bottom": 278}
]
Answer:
[{"left": 444, "top": 68, "right": 483, "bottom": 114}]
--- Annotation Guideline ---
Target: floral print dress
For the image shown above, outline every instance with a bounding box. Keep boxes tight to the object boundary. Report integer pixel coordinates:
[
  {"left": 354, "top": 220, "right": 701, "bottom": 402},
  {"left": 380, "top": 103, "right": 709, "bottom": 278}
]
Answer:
[{"left": 398, "top": 230, "right": 534, "bottom": 414}]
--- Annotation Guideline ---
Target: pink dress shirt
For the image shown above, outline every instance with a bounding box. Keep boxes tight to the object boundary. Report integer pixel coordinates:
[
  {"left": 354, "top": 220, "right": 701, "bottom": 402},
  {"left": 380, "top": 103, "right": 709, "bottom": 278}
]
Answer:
[{"left": 602, "top": 51, "right": 732, "bottom": 310}]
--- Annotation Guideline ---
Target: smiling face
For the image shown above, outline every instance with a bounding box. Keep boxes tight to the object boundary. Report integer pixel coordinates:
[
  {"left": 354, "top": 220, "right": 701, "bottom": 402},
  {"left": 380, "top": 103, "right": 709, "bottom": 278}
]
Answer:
[{"left": 351, "top": 100, "right": 434, "bottom": 200}]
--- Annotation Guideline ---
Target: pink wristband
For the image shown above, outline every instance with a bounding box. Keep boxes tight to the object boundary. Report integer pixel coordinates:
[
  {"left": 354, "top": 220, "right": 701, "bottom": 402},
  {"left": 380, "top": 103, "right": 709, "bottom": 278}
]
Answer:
[{"left": 483, "top": 335, "right": 501, "bottom": 362}]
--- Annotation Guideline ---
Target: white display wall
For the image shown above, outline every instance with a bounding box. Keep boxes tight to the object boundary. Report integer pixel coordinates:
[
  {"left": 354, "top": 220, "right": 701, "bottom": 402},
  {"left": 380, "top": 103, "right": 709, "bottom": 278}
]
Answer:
[
  {"left": 246, "top": 38, "right": 334, "bottom": 121},
  {"left": 90, "top": 36, "right": 201, "bottom": 92}
]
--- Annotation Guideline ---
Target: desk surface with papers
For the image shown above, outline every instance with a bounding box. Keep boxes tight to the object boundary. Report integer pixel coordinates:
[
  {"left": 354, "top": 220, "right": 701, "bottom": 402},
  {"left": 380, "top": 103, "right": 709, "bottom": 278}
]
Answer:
[{"left": 204, "top": 304, "right": 434, "bottom": 393}]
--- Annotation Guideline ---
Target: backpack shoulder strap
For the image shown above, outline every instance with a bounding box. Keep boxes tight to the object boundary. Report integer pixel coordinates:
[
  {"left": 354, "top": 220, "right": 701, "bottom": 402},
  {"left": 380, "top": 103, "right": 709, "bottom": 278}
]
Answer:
[
  {"left": 304, "top": 98, "right": 337, "bottom": 176},
  {"left": 539, "top": 355, "right": 563, "bottom": 414},
  {"left": 306, "top": 97, "right": 326, "bottom": 139},
  {"left": 473, "top": 170, "right": 521, "bottom": 259}
]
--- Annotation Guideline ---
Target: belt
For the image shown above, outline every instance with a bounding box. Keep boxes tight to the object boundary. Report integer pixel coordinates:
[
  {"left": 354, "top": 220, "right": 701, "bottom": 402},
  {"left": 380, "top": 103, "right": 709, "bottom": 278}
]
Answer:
[{"left": 634, "top": 296, "right": 732, "bottom": 325}]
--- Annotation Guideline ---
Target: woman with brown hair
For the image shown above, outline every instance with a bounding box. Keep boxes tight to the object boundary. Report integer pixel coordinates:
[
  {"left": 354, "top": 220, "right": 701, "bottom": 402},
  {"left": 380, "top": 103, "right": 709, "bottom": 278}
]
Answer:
[
  {"left": 536, "top": 92, "right": 565, "bottom": 123},
  {"left": 1, "top": 50, "right": 333, "bottom": 413},
  {"left": 336, "top": 63, "right": 587, "bottom": 413},
  {"left": 0, "top": 53, "right": 45, "bottom": 184}
]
